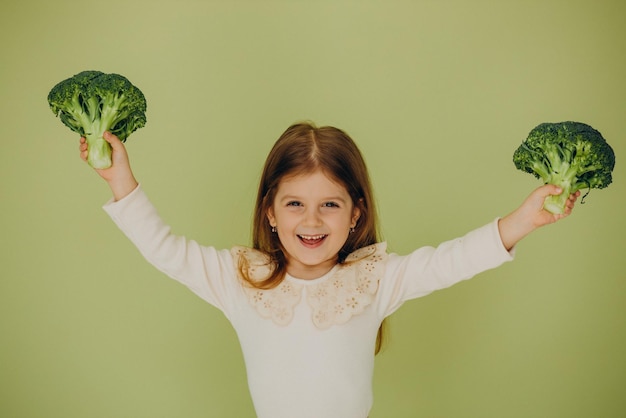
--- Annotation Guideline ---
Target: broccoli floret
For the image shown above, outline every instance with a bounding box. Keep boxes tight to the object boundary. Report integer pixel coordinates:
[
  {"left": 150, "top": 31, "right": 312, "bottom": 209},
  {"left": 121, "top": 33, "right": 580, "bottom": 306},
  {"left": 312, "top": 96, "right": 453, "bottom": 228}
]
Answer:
[
  {"left": 513, "top": 121, "right": 615, "bottom": 214},
  {"left": 48, "top": 70, "right": 147, "bottom": 169}
]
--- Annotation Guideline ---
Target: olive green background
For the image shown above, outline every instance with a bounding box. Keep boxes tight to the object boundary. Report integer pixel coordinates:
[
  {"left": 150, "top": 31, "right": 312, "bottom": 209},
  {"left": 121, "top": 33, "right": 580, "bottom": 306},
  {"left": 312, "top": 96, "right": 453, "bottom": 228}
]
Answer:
[{"left": 1, "top": 1, "right": 625, "bottom": 417}]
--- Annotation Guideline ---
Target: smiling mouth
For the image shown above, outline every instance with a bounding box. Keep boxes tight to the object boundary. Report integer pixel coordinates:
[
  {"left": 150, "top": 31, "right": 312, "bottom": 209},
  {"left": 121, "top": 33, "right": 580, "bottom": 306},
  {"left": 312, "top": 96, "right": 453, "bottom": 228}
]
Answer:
[{"left": 298, "top": 234, "right": 328, "bottom": 245}]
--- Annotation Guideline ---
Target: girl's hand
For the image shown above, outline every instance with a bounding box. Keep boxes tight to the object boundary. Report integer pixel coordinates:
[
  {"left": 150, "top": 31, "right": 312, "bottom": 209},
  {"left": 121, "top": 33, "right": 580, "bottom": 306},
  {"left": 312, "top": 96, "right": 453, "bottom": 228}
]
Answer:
[
  {"left": 79, "top": 131, "right": 139, "bottom": 201},
  {"left": 498, "top": 184, "right": 580, "bottom": 251}
]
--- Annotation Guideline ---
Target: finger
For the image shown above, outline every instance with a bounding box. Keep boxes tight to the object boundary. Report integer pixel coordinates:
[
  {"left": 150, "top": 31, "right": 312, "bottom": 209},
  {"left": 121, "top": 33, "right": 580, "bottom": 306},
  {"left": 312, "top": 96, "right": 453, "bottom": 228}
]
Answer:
[
  {"left": 562, "top": 192, "right": 581, "bottom": 215},
  {"left": 564, "top": 192, "right": 579, "bottom": 209},
  {"left": 567, "top": 192, "right": 579, "bottom": 207}
]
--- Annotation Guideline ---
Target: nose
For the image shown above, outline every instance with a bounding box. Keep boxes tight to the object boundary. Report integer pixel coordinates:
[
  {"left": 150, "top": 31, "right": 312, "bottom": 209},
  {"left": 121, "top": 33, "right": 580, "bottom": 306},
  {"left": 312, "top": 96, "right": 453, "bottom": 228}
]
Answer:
[{"left": 302, "top": 206, "right": 323, "bottom": 227}]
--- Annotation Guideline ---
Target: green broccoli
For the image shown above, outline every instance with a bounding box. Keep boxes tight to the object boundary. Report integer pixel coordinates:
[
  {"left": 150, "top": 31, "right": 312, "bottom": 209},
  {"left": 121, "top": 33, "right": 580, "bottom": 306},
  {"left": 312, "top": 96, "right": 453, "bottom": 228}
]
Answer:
[
  {"left": 48, "top": 70, "right": 147, "bottom": 169},
  {"left": 513, "top": 121, "right": 615, "bottom": 214}
]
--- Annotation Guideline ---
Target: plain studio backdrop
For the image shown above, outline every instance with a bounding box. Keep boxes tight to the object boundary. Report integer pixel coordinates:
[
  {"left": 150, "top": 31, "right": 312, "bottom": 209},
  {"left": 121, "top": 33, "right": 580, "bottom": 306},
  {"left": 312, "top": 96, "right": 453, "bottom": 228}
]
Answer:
[{"left": 1, "top": 1, "right": 624, "bottom": 417}]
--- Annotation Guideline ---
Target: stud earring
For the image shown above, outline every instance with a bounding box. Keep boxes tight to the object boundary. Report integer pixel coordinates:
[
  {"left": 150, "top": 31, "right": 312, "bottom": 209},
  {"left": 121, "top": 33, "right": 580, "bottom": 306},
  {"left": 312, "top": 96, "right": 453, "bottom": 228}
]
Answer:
[
  {"left": 271, "top": 226, "right": 277, "bottom": 233},
  {"left": 349, "top": 227, "right": 355, "bottom": 234}
]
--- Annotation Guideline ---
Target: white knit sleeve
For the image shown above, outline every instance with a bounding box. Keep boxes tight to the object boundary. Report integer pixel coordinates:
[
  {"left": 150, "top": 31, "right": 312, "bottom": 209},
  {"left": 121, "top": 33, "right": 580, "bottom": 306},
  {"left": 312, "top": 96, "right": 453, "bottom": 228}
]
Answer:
[
  {"left": 102, "top": 185, "right": 240, "bottom": 317},
  {"left": 376, "top": 219, "right": 514, "bottom": 318}
]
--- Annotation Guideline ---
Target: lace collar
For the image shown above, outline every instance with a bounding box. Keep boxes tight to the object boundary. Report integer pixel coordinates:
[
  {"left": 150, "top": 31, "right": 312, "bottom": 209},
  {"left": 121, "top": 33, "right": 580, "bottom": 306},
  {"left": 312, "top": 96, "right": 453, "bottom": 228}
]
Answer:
[{"left": 231, "top": 243, "right": 388, "bottom": 328}]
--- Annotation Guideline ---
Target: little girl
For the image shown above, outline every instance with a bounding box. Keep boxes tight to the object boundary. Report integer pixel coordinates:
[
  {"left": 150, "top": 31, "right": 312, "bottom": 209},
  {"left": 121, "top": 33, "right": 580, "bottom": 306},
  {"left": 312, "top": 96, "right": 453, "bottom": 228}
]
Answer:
[{"left": 79, "top": 123, "right": 578, "bottom": 418}]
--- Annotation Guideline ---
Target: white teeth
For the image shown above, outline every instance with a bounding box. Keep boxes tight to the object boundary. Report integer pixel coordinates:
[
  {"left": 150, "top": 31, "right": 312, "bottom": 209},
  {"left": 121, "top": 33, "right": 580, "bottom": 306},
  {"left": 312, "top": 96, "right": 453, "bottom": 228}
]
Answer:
[{"left": 299, "top": 234, "right": 326, "bottom": 240}]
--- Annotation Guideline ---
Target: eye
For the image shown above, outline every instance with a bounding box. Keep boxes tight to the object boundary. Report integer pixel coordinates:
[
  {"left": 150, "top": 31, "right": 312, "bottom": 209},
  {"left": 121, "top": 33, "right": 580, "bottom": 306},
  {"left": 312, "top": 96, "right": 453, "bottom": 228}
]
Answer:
[
  {"left": 322, "top": 201, "right": 340, "bottom": 208},
  {"left": 286, "top": 201, "right": 303, "bottom": 207}
]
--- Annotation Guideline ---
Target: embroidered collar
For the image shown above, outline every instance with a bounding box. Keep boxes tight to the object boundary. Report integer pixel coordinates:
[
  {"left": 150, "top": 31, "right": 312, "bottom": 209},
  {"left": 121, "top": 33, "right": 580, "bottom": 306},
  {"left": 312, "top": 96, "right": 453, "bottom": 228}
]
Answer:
[{"left": 231, "top": 243, "right": 388, "bottom": 328}]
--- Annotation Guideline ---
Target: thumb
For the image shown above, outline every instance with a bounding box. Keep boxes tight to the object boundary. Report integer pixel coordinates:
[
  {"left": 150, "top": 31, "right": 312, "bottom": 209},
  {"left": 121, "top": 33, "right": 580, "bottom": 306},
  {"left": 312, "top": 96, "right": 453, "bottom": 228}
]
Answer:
[
  {"left": 537, "top": 183, "right": 563, "bottom": 198},
  {"left": 103, "top": 131, "right": 124, "bottom": 149},
  {"left": 101, "top": 131, "right": 130, "bottom": 169}
]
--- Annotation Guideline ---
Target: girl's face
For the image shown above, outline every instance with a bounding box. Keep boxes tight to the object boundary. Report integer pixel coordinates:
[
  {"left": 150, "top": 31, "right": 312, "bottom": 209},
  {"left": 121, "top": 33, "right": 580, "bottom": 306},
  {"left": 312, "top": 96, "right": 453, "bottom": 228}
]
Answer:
[{"left": 267, "top": 170, "right": 360, "bottom": 280}]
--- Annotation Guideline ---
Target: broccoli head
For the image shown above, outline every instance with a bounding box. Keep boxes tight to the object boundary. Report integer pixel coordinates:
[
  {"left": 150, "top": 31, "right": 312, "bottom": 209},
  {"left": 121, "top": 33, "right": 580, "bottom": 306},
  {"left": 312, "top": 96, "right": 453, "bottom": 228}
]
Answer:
[
  {"left": 48, "top": 70, "right": 147, "bottom": 169},
  {"left": 513, "top": 121, "right": 615, "bottom": 214}
]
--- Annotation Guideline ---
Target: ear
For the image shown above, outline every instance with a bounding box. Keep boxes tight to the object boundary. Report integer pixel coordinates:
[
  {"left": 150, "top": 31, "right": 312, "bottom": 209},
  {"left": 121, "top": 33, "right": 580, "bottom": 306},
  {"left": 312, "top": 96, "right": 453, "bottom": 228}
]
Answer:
[
  {"left": 267, "top": 206, "right": 276, "bottom": 227},
  {"left": 351, "top": 204, "right": 361, "bottom": 228}
]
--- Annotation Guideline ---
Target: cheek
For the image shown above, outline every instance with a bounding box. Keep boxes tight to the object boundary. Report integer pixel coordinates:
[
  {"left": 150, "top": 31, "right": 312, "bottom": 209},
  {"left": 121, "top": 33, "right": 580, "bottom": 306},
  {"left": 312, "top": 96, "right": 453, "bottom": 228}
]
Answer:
[
  {"left": 271, "top": 211, "right": 297, "bottom": 230},
  {"left": 333, "top": 215, "right": 355, "bottom": 231}
]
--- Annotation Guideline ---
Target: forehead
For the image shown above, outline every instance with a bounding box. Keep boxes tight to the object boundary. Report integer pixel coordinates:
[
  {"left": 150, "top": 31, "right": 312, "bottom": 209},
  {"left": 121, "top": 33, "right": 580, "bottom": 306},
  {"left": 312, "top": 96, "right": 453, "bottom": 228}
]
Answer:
[{"left": 276, "top": 170, "right": 349, "bottom": 197}]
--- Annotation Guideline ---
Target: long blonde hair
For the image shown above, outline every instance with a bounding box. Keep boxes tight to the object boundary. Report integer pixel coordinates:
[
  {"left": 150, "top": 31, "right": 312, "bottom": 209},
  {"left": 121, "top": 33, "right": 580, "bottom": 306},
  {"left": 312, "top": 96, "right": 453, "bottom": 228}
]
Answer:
[{"left": 242, "top": 122, "right": 386, "bottom": 352}]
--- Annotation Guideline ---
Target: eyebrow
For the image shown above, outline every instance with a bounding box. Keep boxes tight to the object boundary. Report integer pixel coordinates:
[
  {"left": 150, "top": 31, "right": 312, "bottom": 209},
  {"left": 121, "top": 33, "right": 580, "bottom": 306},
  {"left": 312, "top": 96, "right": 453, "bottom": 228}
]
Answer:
[{"left": 278, "top": 194, "right": 349, "bottom": 204}]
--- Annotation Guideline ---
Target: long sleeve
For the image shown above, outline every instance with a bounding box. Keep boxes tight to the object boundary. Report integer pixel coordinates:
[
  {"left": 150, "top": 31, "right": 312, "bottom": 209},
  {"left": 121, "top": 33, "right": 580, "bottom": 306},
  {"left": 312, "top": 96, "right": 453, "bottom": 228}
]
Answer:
[
  {"left": 377, "top": 219, "right": 515, "bottom": 318},
  {"left": 102, "top": 185, "right": 239, "bottom": 317}
]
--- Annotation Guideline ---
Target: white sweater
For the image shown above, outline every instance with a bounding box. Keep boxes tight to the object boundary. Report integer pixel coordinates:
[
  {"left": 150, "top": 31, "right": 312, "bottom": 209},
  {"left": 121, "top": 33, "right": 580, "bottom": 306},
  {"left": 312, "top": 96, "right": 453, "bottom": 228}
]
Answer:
[{"left": 103, "top": 185, "right": 514, "bottom": 418}]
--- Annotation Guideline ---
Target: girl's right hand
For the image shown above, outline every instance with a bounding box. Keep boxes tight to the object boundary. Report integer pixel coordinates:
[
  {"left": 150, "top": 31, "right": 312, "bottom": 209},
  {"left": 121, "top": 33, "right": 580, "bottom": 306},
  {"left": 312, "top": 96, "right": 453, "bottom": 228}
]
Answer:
[{"left": 79, "top": 131, "right": 139, "bottom": 201}]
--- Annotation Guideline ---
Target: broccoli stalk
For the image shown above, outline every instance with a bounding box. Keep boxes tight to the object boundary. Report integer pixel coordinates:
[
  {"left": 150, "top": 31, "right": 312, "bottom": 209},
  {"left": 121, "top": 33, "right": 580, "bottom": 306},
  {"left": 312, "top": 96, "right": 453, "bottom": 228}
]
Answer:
[
  {"left": 48, "top": 70, "right": 147, "bottom": 169},
  {"left": 85, "top": 136, "right": 112, "bottom": 169},
  {"left": 79, "top": 92, "right": 118, "bottom": 169},
  {"left": 513, "top": 122, "right": 615, "bottom": 214}
]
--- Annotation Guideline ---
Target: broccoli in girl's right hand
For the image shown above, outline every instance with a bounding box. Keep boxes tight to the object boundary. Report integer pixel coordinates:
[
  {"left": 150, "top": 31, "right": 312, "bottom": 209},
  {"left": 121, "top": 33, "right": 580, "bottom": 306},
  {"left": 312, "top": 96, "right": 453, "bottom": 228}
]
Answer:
[
  {"left": 513, "top": 121, "right": 615, "bottom": 215},
  {"left": 48, "top": 70, "right": 147, "bottom": 169}
]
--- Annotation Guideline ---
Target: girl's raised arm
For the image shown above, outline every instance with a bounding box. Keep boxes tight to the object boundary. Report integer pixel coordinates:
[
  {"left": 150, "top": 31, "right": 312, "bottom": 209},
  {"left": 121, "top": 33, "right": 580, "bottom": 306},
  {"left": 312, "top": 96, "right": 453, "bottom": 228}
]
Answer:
[
  {"left": 79, "top": 131, "right": 139, "bottom": 201},
  {"left": 498, "top": 184, "right": 580, "bottom": 251}
]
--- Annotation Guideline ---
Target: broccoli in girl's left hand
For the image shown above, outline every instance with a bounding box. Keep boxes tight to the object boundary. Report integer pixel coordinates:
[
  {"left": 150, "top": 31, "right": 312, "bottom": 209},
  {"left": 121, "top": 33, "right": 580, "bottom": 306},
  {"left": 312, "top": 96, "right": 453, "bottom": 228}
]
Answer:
[
  {"left": 48, "top": 70, "right": 147, "bottom": 169},
  {"left": 513, "top": 121, "right": 615, "bottom": 215}
]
